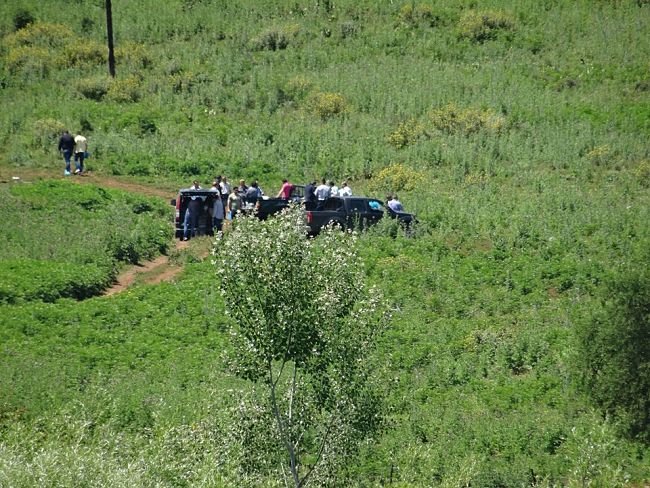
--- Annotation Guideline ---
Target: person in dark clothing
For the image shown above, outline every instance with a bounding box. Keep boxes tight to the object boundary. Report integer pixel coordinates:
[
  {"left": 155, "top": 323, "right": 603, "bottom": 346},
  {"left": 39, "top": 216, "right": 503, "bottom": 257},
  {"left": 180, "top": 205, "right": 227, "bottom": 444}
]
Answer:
[
  {"left": 245, "top": 181, "right": 262, "bottom": 204},
  {"left": 58, "top": 130, "right": 75, "bottom": 176},
  {"left": 183, "top": 195, "right": 203, "bottom": 240},
  {"left": 304, "top": 180, "right": 317, "bottom": 210}
]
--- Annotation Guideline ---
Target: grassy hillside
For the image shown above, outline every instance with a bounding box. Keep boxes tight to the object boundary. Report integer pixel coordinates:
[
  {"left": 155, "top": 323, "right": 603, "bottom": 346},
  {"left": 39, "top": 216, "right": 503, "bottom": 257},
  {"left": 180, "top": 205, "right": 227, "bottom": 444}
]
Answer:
[{"left": 0, "top": 0, "right": 649, "bottom": 486}]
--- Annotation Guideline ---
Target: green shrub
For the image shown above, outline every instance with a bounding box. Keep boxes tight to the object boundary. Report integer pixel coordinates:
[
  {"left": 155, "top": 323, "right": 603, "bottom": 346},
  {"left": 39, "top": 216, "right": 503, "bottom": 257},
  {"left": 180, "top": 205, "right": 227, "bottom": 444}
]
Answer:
[
  {"left": 340, "top": 20, "right": 358, "bottom": 39},
  {"left": 76, "top": 76, "right": 109, "bottom": 101},
  {"left": 368, "top": 163, "right": 425, "bottom": 193},
  {"left": 0, "top": 259, "right": 111, "bottom": 303},
  {"left": 4, "top": 45, "right": 51, "bottom": 77},
  {"left": 635, "top": 160, "right": 650, "bottom": 187},
  {"left": 61, "top": 39, "right": 106, "bottom": 67},
  {"left": 386, "top": 118, "right": 426, "bottom": 148},
  {"left": 429, "top": 103, "right": 505, "bottom": 135},
  {"left": 107, "top": 76, "right": 141, "bottom": 103},
  {"left": 32, "top": 118, "right": 65, "bottom": 150},
  {"left": 13, "top": 8, "right": 35, "bottom": 31},
  {"left": 396, "top": 3, "right": 439, "bottom": 28},
  {"left": 307, "top": 91, "right": 349, "bottom": 119},
  {"left": 576, "top": 248, "right": 650, "bottom": 443},
  {"left": 251, "top": 28, "right": 289, "bottom": 51},
  {"left": 115, "top": 41, "right": 152, "bottom": 69},
  {"left": 458, "top": 10, "right": 515, "bottom": 42},
  {"left": 3, "top": 21, "right": 74, "bottom": 49}
]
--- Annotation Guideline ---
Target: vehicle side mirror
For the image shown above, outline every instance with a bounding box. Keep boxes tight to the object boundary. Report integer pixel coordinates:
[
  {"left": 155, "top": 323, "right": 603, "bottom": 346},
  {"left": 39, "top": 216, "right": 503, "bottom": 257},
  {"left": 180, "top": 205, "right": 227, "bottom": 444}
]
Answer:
[{"left": 170, "top": 199, "right": 176, "bottom": 206}]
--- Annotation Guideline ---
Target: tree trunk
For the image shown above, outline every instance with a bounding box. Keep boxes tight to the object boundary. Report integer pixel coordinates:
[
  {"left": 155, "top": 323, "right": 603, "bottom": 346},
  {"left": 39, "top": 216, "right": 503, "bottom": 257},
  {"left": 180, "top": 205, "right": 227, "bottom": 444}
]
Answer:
[{"left": 105, "top": 0, "right": 116, "bottom": 77}]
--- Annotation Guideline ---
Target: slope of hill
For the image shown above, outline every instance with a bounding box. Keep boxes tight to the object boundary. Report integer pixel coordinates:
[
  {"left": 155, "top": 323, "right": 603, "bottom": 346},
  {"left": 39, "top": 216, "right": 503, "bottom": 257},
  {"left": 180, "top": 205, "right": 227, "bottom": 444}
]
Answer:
[{"left": 0, "top": 0, "right": 648, "bottom": 486}]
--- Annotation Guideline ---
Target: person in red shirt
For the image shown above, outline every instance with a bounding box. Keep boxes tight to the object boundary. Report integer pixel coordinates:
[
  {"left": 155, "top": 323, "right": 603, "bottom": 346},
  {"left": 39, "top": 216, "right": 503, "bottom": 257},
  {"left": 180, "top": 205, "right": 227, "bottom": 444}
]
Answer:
[{"left": 276, "top": 179, "right": 294, "bottom": 200}]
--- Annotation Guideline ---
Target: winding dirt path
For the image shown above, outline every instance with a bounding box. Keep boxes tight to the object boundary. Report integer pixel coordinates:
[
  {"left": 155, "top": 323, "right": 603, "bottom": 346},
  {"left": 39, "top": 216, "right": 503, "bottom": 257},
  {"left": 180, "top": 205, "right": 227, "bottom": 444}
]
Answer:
[
  {"left": 3, "top": 167, "right": 212, "bottom": 294},
  {"left": 1, "top": 168, "right": 174, "bottom": 198}
]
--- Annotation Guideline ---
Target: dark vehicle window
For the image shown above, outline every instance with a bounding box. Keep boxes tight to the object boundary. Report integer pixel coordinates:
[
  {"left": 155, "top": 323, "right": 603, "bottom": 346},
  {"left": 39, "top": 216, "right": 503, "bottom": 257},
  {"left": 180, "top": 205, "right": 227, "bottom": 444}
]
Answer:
[
  {"left": 324, "top": 198, "right": 344, "bottom": 211},
  {"left": 348, "top": 199, "right": 367, "bottom": 212},
  {"left": 368, "top": 200, "right": 384, "bottom": 212}
]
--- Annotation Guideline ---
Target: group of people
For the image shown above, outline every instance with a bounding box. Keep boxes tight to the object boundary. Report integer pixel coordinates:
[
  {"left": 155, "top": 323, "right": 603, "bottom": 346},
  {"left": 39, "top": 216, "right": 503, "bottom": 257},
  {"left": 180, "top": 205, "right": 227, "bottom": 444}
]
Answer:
[
  {"left": 182, "top": 176, "right": 355, "bottom": 240},
  {"left": 58, "top": 130, "right": 88, "bottom": 176},
  {"left": 183, "top": 176, "right": 265, "bottom": 240},
  {"left": 304, "top": 178, "right": 353, "bottom": 210}
]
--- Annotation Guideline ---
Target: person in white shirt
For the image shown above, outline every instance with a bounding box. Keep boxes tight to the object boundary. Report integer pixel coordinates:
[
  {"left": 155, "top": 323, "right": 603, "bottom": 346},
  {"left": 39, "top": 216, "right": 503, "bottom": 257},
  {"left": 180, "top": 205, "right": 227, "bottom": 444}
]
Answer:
[
  {"left": 338, "top": 181, "right": 352, "bottom": 197},
  {"left": 329, "top": 180, "right": 339, "bottom": 197},
  {"left": 314, "top": 178, "right": 331, "bottom": 210},
  {"left": 73, "top": 133, "right": 87, "bottom": 174},
  {"left": 387, "top": 195, "right": 404, "bottom": 212}
]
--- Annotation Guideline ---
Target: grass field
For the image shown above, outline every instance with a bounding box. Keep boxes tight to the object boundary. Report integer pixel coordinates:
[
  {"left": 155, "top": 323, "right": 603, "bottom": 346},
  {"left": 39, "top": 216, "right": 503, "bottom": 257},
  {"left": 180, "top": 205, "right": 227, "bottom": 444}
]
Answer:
[{"left": 0, "top": 0, "right": 649, "bottom": 486}]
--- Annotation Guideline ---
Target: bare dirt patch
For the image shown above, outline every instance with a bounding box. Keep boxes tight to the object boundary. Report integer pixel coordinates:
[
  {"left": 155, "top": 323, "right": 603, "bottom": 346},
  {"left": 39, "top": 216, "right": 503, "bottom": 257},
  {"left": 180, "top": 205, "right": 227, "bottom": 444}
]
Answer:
[{"left": 0, "top": 168, "right": 174, "bottom": 199}]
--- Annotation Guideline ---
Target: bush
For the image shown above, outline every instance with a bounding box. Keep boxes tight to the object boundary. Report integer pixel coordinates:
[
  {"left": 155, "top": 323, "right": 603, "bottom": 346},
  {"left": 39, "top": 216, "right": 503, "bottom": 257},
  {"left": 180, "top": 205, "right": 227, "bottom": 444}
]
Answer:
[
  {"left": 635, "top": 159, "right": 650, "bottom": 187},
  {"left": 307, "top": 91, "right": 349, "bottom": 119},
  {"left": 396, "top": 4, "right": 439, "bottom": 28},
  {"left": 32, "top": 118, "right": 66, "bottom": 150},
  {"left": 340, "top": 20, "right": 358, "bottom": 39},
  {"left": 429, "top": 103, "right": 505, "bottom": 135},
  {"left": 368, "top": 163, "right": 425, "bottom": 193},
  {"left": 13, "top": 8, "right": 35, "bottom": 31},
  {"left": 4, "top": 45, "right": 51, "bottom": 77},
  {"left": 107, "top": 76, "right": 141, "bottom": 103},
  {"left": 62, "top": 39, "right": 106, "bottom": 67},
  {"left": 76, "top": 76, "right": 109, "bottom": 101},
  {"left": 575, "top": 248, "right": 650, "bottom": 443},
  {"left": 115, "top": 42, "right": 152, "bottom": 69},
  {"left": 4, "top": 21, "right": 74, "bottom": 49},
  {"left": 386, "top": 118, "right": 426, "bottom": 148},
  {"left": 458, "top": 10, "right": 515, "bottom": 42},
  {"left": 0, "top": 259, "right": 111, "bottom": 303},
  {"left": 250, "top": 26, "right": 298, "bottom": 51},
  {"left": 586, "top": 144, "right": 613, "bottom": 166}
]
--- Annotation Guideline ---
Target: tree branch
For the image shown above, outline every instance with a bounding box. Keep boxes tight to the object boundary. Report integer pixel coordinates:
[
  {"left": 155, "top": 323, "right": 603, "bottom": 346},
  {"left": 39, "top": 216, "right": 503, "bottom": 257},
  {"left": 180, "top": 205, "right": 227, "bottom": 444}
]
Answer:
[{"left": 269, "top": 361, "right": 300, "bottom": 487}]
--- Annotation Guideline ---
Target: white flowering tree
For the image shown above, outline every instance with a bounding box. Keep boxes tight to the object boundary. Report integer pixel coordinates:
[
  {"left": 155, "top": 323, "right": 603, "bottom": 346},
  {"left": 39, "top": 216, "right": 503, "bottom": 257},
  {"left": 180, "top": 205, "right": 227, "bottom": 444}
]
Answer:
[{"left": 214, "top": 206, "right": 387, "bottom": 487}]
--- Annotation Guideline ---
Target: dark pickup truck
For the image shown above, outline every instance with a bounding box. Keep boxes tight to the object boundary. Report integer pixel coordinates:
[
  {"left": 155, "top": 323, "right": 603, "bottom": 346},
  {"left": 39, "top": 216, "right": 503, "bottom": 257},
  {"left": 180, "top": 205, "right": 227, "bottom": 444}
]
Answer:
[
  {"left": 252, "top": 185, "right": 305, "bottom": 220},
  {"left": 171, "top": 188, "right": 221, "bottom": 239},
  {"left": 305, "top": 196, "right": 416, "bottom": 234}
]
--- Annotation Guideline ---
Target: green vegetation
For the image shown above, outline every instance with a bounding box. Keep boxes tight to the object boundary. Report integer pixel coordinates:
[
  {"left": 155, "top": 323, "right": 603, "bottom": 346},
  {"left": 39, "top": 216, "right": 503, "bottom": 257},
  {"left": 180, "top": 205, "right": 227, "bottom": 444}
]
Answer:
[
  {"left": 0, "top": 179, "right": 172, "bottom": 301},
  {"left": 576, "top": 246, "right": 650, "bottom": 444},
  {"left": 216, "top": 207, "right": 387, "bottom": 486},
  {"left": 0, "top": 0, "right": 649, "bottom": 485}
]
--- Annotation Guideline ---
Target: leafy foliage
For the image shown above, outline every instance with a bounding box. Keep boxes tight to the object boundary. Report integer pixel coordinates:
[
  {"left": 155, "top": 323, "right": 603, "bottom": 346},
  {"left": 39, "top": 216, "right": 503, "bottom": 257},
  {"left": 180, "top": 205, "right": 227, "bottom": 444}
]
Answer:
[
  {"left": 0, "top": 259, "right": 109, "bottom": 303},
  {"left": 576, "top": 249, "right": 650, "bottom": 443},
  {"left": 215, "top": 207, "right": 388, "bottom": 486}
]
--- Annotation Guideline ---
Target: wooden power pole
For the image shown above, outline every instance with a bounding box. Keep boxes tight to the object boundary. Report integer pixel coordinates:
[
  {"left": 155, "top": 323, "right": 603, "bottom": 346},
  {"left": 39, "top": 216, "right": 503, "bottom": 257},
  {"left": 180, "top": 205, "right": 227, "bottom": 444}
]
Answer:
[{"left": 106, "top": 0, "right": 116, "bottom": 77}]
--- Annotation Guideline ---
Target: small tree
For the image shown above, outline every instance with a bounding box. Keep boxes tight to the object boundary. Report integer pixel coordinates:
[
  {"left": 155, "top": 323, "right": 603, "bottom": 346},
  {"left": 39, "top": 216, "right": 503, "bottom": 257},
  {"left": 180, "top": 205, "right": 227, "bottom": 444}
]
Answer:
[
  {"left": 215, "top": 206, "right": 388, "bottom": 486},
  {"left": 576, "top": 248, "right": 650, "bottom": 443}
]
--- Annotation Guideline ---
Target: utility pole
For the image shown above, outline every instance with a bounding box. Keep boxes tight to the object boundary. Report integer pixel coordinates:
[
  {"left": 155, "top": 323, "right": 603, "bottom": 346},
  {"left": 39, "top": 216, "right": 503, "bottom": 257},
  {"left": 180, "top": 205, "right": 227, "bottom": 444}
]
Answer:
[{"left": 106, "top": 0, "right": 116, "bottom": 77}]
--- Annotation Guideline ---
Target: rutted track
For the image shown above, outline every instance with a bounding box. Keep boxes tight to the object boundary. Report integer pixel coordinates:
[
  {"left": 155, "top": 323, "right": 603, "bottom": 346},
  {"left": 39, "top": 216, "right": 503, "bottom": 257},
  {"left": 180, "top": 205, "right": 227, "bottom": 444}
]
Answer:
[{"left": 3, "top": 168, "right": 210, "bottom": 294}]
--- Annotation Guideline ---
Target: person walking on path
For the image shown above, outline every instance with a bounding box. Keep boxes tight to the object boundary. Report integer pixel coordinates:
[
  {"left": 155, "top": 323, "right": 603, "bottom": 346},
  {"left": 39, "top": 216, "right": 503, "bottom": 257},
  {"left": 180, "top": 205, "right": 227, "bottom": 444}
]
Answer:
[
  {"left": 73, "top": 133, "right": 87, "bottom": 174},
  {"left": 58, "top": 130, "right": 75, "bottom": 176}
]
